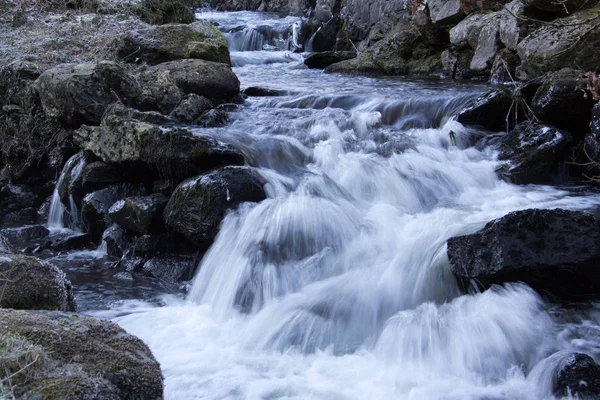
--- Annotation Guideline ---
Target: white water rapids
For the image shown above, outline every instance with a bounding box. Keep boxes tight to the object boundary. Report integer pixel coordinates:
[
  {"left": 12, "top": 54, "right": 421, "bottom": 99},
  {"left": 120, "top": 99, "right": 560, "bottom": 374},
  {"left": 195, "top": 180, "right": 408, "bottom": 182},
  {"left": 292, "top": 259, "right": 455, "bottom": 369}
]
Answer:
[{"left": 96, "top": 11, "right": 600, "bottom": 400}]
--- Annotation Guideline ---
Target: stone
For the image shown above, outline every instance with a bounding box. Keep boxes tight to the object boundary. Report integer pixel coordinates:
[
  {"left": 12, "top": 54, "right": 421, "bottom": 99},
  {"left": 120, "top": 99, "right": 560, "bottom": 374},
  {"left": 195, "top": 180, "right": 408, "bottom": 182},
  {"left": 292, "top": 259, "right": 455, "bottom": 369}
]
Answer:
[
  {"left": 429, "top": 0, "right": 466, "bottom": 25},
  {"left": 531, "top": 68, "right": 597, "bottom": 137},
  {"left": 142, "top": 254, "right": 197, "bottom": 282},
  {"left": 35, "top": 62, "right": 138, "bottom": 127},
  {"left": 304, "top": 51, "right": 357, "bottom": 69},
  {"left": 108, "top": 194, "right": 169, "bottom": 235},
  {"left": 164, "top": 167, "right": 267, "bottom": 247},
  {"left": 312, "top": 16, "right": 342, "bottom": 52},
  {"left": 456, "top": 89, "right": 518, "bottom": 131},
  {"left": 499, "top": 0, "right": 528, "bottom": 50},
  {"left": 0, "top": 184, "right": 42, "bottom": 225},
  {"left": 470, "top": 16, "right": 502, "bottom": 72},
  {"left": 489, "top": 48, "right": 520, "bottom": 83},
  {"left": 102, "top": 224, "right": 132, "bottom": 258},
  {"left": 195, "top": 108, "right": 229, "bottom": 127},
  {"left": 517, "top": 6, "right": 600, "bottom": 78},
  {"left": 138, "top": 0, "right": 195, "bottom": 24},
  {"left": 553, "top": 353, "right": 600, "bottom": 398},
  {"left": 135, "top": 78, "right": 183, "bottom": 114},
  {"left": 50, "top": 233, "right": 95, "bottom": 252},
  {"left": 449, "top": 13, "right": 488, "bottom": 49},
  {"left": 496, "top": 122, "right": 573, "bottom": 184},
  {"left": 170, "top": 93, "right": 213, "bottom": 123},
  {"left": 447, "top": 208, "right": 600, "bottom": 301},
  {"left": 1, "top": 225, "right": 50, "bottom": 247},
  {"left": 442, "top": 48, "right": 475, "bottom": 79},
  {"left": 116, "top": 22, "right": 230, "bottom": 65},
  {"left": 242, "top": 87, "right": 288, "bottom": 97},
  {"left": 0, "top": 255, "right": 75, "bottom": 311},
  {"left": 0, "top": 309, "right": 163, "bottom": 399}
]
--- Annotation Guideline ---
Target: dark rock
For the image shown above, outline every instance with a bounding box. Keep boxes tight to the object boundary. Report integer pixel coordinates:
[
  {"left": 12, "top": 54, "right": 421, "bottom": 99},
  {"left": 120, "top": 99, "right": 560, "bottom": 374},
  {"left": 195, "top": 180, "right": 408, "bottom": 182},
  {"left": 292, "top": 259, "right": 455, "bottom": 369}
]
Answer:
[
  {"left": 553, "top": 353, "right": 600, "bottom": 398},
  {"left": 524, "top": 0, "right": 590, "bottom": 15},
  {"left": 447, "top": 208, "right": 600, "bottom": 301},
  {"left": 0, "top": 255, "right": 75, "bottom": 311},
  {"left": 116, "top": 22, "right": 231, "bottom": 66},
  {"left": 242, "top": 87, "right": 288, "bottom": 97},
  {"left": 517, "top": 6, "right": 600, "bottom": 78},
  {"left": 135, "top": 77, "right": 183, "bottom": 114},
  {"left": 102, "top": 224, "right": 132, "bottom": 258},
  {"left": 441, "top": 48, "right": 475, "bottom": 79},
  {"left": 142, "top": 254, "right": 197, "bottom": 282},
  {"left": 304, "top": 51, "right": 357, "bottom": 69},
  {"left": 50, "top": 233, "right": 95, "bottom": 252},
  {"left": 0, "top": 232, "right": 10, "bottom": 253},
  {"left": 109, "top": 194, "right": 169, "bottom": 235},
  {"left": 164, "top": 166, "right": 267, "bottom": 247},
  {"left": 0, "top": 184, "right": 42, "bottom": 225},
  {"left": 0, "top": 309, "right": 163, "bottom": 399},
  {"left": 496, "top": 122, "right": 573, "bottom": 184},
  {"left": 593, "top": 103, "right": 600, "bottom": 136},
  {"left": 490, "top": 49, "right": 520, "bottom": 83},
  {"left": 137, "top": 0, "right": 195, "bottom": 24},
  {"left": 73, "top": 161, "right": 124, "bottom": 199},
  {"left": 170, "top": 94, "right": 213, "bottom": 123},
  {"left": 325, "top": 53, "right": 382, "bottom": 74},
  {"left": 457, "top": 89, "right": 519, "bottom": 131},
  {"left": 131, "top": 233, "right": 177, "bottom": 255},
  {"left": 2, "top": 225, "right": 50, "bottom": 246},
  {"left": 35, "top": 62, "right": 138, "bottom": 127},
  {"left": 532, "top": 68, "right": 597, "bottom": 137},
  {"left": 577, "top": 104, "right": 600, "bottom": 182},
  {"left": 81, "top": 184, "right": 146, "bottom": 240},
  {"left": 195, "top": 108, "right": 229, "bottom": 127},
  {"left": 412, "top": 10, "right": 449, "bottom": 45},
  {"left": 312, "top": 16, "right": 342, "bottom": 52}
]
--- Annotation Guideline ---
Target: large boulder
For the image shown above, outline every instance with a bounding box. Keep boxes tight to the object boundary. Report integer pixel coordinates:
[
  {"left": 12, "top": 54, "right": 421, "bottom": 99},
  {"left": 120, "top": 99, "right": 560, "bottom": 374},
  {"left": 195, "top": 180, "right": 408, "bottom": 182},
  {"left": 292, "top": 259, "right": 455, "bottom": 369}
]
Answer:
[
  {"left": 499, "top": 0, "right": 528, "bottom": 51},
  {"left": 428, "top": 0, "right": 466, "bottom": 25},
  {"left": 532, "top": 68, "right": 597, "bottom": 137},
  {"left": 102, "top": 224, "right": 132, "bottom": 258},
  {"left": 164, "top": 167, "right": 267, "bottom": 247},
  {"left": 0, "top": 309, "right": 163, "bottom": 399},
  {"left": 469, "top": 15, "right": 502, "bottom": 72},
  {"left": 304, "top": 51, "right": 357, "bottom": 69},
  {"left": 496, "top": 122, "right": 573, "bottom": 184},
  {"left": 517, "top": 6, "right": 600, "bottom": 78},
  {"left": 141, "top": 59, "right": 240, "bottom": 103},
  {"left": 109, "top": 194, "right": 169, "bottom": 235},
  {"left": 116, "top": 22, "right": 230, "bottom": 65},
  {"left": 35, "top": 62, "right": 138, "bottom": 127},
  {"left": 74, "top": 106, "right": 244, "bottom": 183},
  {"left": 447, "top": 208, "right": 600, "bottom": 301},
  {"left": 456, "top": 89, "right": 520, "bottom": 131},
  {"left": 0, "top": 255, "right": 75, "bottom": 311},
  {"left": 1, "top": 225, "right": 50, "bottom": 248},
  {"left": 553, "top": 353, "right": 600, "bottom": 398}
]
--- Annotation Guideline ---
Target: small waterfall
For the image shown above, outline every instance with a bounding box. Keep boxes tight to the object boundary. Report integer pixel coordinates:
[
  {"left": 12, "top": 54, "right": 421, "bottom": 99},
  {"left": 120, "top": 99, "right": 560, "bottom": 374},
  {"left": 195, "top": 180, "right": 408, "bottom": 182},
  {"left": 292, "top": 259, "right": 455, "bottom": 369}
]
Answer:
[
  {"left": 304, "top": 27, "right": 320, "bottom": 53},
  {"left": 47, "top": 153, "right": 85, "bottom": 230}
]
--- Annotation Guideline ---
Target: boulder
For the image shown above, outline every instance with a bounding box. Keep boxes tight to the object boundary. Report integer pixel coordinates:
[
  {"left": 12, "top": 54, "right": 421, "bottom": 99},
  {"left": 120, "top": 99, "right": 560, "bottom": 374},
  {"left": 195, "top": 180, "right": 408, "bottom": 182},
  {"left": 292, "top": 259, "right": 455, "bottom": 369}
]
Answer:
[
  {"left": 109, "top": 194, "right": 169, "bottom": 235},
  {"left": 170, "top": 93, "right": 213, "bottom": 123},
  {"left": 470, "top": 15, "right": 502, "bottom": 72},
  {"left": 325, "top": 53, "right": 382, "bottom": 74},
  {"left": 0, "top": 184, "right": 42, "bottom": 225},
  {"left": 81, "top": 184, "right": 146, "bottom": 240},
  {"left": 0, "top": 255, "right": 75, "bottom": 311},
  {"left": 578, "top": 103, "right": 600, "bottom": 182},
  {"left": 0, "top": 309, "right": 163, "bottom": 399},
  {"left": 532, "top": 68, "right": 597, "bottom": 137},
  {"left": 50, "top": 233, "right": 95, "bottom": 252},
  {"left": 449, "top": 13, "right": 488, "bottom": 49},
  {"left": 2, "top": 225, "right": 50, "bottom": 247},
  {"left": 456, "top": 89, "right": 518, "bottom": 131},
  {"left": 195, "top": 108, "right": 229, "bottom": 127},
  {"left": 442, "top": 48, "right": 475, "bottom": 79},
  {"left": 142, "top": 254, "right": 197, "bottom": 282},
  {"left": 70, "top": 161, "right": 124, "bottom": 203},
  {"left": 447, "top": 208, "right": 600, "bottom": 301},
  {"left": 517, "top": 6, "right": 600, "bottom": 78},
  {"left": 164, "top": 167, "right": 267, "bottom": 247},
  {"left": 137, "top": 0, "right": 195, "bottom": 24},
  {"left": 142, "top": 59, "right": 240, "bottom": 102},
  {"left": 135, "top": 78, "right": 183, "bottom": 114},
  {"left": 553, "top": 353, "right": 600, "bottom": 398},
  {"left": 130, "top": 233, "right": 178, "bottom": 255},
  {"left": 102, "top": 224, "right": 132, "bottom": 258},
  {"left": 74, "top": 107, "right": 244, "bottom": 183},
  {"left": 429, "top": 0, "right": 466, "bottom": 25},
  {"left": 412, "top": 9, "right": 449, "bottom": 45},
  {"left": 496, "top": 122, "right": 573, "bottom": 184},
  {"left": 499, "top": 0, "right": 528, "bottom": 50},
  {"left": 35, "top": 62, "right": 138, "bottom": 127},
  {"left": 304, "top": 51, "right": 357, "bottom": 69},
  {"left": 116, "top": 22, "right": 230, "bottom": 65}
]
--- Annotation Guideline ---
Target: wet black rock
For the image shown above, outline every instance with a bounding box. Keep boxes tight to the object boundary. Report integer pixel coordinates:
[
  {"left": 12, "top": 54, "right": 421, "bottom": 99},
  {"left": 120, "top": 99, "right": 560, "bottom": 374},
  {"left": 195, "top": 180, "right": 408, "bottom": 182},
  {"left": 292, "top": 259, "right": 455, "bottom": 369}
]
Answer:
[
  {"left": 553, "top": 353, "right": 600, "bottom": 398},
  {"left": 164, "top": 166, "right": 267, "bottom": 247},
  {"left": 109, "top": 194, "right": 169, "bottom": 235},
  {"left": 457, "top": 89, "right": 520, "bottom": 131},
  {"left": 0, "top": 255, "right": 75, "bottom": 311},
  {"left": 81, "top": 184, "right": 146, "bottom": 240},
  {"left": 304, "top": 51, "right": 357, "bottom": 69},
  {"left": 447, "top": 208, "right": 600, "bottom": 301},
  {"left": 170, "top": 94, "right": 213, "bottom": 123},
  {"left": 0, "top": 184, "right": 43, "bottom": 225},
  {"left": 496, "top": 122, "right": 573, "bottom": 184},
  {"left": 142, "top": 254, "right": 197, "bottom": 282},
  {"left": 532, "top": 68, "right": 597, "bottom": 138},
  {"left": 102, "top": 224, "right": 131, "bottom": 258},
  {"left": 1, "top": 225, "right": 50, "bottom": 247},
  {"left": 50, "top": 233, "right": 95, "bottom": 252},
  {"left": 242, "top": 87, "right": 288, "bottom": 97}
]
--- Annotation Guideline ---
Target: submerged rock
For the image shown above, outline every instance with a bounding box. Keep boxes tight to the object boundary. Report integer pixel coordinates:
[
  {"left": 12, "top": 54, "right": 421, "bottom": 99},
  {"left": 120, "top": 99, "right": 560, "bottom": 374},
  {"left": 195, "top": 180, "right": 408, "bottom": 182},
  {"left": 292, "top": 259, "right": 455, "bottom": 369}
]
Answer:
[
  {"left": 164, "top": 166, "right": 267, "bottom": 247},
  {"left": 242, "top": 87, "right": 288, "bottom": 97},
  {"left": 496, "top": 122, "right": 573, "bottom": 184},
  {"left": 304, "top": 51, "right": 357, "bottom": 69},
  {"left": 109, "top": 194, "right": 169, "bottom": 235},
  {"left": 447, "top": 209, "right": 600, "bottom": 301},
  {"left": 553, "top": 353, "right": 600, "bottom": 398},
  {"left": 0, "top": 255, "right": 75, "bottom": 311},
  {"left": 0, "top": 309, "right": 163, "bottom": 399}
]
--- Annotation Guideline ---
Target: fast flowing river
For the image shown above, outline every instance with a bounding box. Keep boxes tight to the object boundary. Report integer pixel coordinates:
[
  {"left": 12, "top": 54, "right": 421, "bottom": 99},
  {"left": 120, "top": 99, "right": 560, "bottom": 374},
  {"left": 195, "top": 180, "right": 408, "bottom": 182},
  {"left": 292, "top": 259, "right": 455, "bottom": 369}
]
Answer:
[{"left": 80, "top": 10, "right": 600, "bottom": 400}]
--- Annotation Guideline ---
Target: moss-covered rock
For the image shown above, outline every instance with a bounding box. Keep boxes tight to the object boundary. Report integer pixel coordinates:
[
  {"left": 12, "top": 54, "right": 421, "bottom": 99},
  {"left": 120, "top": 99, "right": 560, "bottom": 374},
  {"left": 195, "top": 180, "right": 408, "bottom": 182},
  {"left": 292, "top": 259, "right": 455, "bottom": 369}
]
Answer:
[
  {"left": 0, "top": 255, "right": 75, "bottom": 311},
  {"left": 137, "top": 0, "right": 195, "bottom": 25},
  {"left": 0, "top": 309, "right": 163, "bottom": 399}
]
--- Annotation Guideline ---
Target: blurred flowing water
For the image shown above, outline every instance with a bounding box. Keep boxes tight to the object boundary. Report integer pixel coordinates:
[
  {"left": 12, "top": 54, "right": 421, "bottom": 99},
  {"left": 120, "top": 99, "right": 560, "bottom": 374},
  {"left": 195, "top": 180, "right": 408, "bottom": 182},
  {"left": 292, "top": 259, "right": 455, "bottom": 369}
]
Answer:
[{"left": 81, "top": 10, "right": 600, "bottom": 400}]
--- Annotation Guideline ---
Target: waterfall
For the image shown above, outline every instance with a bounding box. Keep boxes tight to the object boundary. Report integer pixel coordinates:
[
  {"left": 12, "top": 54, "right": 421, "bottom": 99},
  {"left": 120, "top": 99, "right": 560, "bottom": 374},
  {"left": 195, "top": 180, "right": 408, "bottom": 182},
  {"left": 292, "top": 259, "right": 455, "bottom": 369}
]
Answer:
[{"left": 47, "top": 153, "right": 85, "bottom": 230}]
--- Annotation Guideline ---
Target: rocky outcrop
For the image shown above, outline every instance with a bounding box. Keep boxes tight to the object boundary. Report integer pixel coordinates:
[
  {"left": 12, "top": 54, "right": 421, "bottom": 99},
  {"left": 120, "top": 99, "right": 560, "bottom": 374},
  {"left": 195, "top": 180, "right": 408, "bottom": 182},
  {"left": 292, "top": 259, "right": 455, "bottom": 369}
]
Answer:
[
  {"left": 447, "top": 208, "right": 600, "bottom": 301},
  {"left": 116, "top": 22, "right": 231, "bottom": 65},
  {"left": 496, "top": 122, "right": 573, "bottom": 184},
  {"left": 35, "top": 62, "right": 138, "bottom": 127},
  {"left": 0, "top": 309, "right": 163, "bottom": 399},
  {"left": 164, "top": 167, "right": 267, "bottom": 247},
  {"left": 0, "top": 255, "right": 75, "bottom": 311},
  {"left": 553, "top": 353, "right": 600, "bottom": 398},
  {"left": 109, "top": 194, "right": 169, "bottom": 235}
]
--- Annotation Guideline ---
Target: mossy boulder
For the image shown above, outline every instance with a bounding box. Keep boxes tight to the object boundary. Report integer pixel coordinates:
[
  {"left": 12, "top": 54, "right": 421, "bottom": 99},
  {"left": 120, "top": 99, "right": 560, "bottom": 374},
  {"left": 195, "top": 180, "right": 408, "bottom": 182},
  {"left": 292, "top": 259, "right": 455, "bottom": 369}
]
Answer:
[
  {"left": 137, "top": 0, "right": 195, "bottom": 24},
  {"left": 0, "top": 255, "right": 75, "bottom": 311},
  {"left": 0, "top": 309, "right": 163, "bottom": 399},
  {"left": 116, "top": 22, "right": 230, "bottom": 65}
]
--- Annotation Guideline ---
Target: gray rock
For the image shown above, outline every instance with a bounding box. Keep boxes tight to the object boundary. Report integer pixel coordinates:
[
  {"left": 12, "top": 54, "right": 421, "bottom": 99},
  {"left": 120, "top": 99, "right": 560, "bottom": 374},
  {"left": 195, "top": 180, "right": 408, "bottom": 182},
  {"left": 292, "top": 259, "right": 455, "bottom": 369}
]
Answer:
[
  {"left": 304, "top": 51, "right": 357, "bottom": 69},
  {"left": 449, "top": 13, "right": 488, "bottom": 49},
  {"left": 0, "top": 255, "right": 75, "bottom": 311},
  {"left": 195, "top": 108, "right": 229, "bottom": 127},
  {"left": 489, "top": 48, "right": 520, "bottom": 83},
  {"left": 553, "top": 353, "right": 600, "bottom": 398},
  {"left": 142, "top": 254, "right": 197, "bottom": 282},
  {"left": 102, "top": 224, "right": 131, "bottom": 258},
  {"left": 429, "top": 0, "right": 466, "bottom": 25},
  {"left": 470, "top": 16, "right": 502, "bottom": 72},
  {"left": 2, "top": 225, "right": 50, "bottom": 246},
  {"left": 109, "top": 194, "right": 169, "bottom": 235},
  {"left": 0, "top": 309, "right": 163, "bottom": 399},
  {"left": 496, "top": 122, "right": 573, "bottom": 184},
  {"left": 164, "top": 167, "right": 267, "bottom": 247},
  {"left": 170, "top": 93, "right": 213, "bottom": 123},
  {"left": 35, "top": 62, "right": 138, "bottom": 127},
  {"left": 499, "top": 0, "right": 528, "bottom": 50},
  {"left": 0, "top": 184, "right": 42, "bottom": 225},
  {"left": 447, "top": 208, "right": 600, "bottom": 301},
  {"left": 116, "top": 22, "right": 231, "bottom": 65},
  {"left": 442, "top": 48, "right": 475, "bottom": 79},
  {"left": 135, "top": 78, "right": 183, "bottom": 114}
]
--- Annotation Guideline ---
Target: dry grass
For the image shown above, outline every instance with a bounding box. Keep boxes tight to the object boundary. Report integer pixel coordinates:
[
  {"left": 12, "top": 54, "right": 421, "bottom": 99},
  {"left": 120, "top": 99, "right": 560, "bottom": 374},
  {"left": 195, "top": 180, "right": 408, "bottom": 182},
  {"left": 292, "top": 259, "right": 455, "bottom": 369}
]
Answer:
[{"left": 0, "top": 332, "right": 48, "bottom": 399}]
